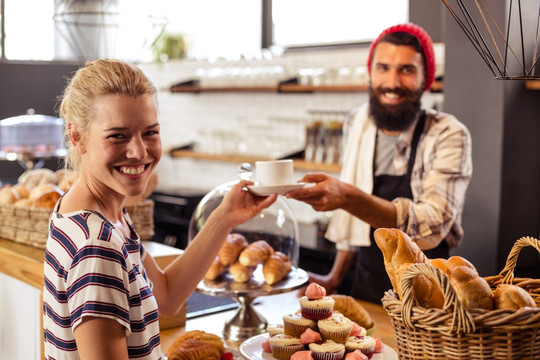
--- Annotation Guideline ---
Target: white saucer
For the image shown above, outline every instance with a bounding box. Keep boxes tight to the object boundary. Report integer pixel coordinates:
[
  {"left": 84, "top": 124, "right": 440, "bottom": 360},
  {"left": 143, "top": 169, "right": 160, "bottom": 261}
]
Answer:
[{"left": 247, "top": 183, "right": 306, "bottom": 196}]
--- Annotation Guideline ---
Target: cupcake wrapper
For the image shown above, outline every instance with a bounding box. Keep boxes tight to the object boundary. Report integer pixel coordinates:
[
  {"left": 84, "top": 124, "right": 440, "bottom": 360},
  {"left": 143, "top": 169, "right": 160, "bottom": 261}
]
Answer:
[
  {"left": 283, "top": 322, "right": 318, "bottom": 338},
  {"left": 312, "top": 350, "right": 345, "bottom": 360},
  {"left": 270, "top": 344, "right": 305, "bottom": 360},
  {"left": 301, "top": 308, "right": 332, "bottom": 320},
  {"left": 319, "top": 329, "right": 350, "bottom": 344}
]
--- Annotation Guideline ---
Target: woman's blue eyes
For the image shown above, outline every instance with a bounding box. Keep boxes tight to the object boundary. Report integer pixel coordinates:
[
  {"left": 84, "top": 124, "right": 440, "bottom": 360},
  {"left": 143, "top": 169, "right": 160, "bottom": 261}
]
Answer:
[{"left": 108, "top": 131, "right": 159, "bottom": 140}]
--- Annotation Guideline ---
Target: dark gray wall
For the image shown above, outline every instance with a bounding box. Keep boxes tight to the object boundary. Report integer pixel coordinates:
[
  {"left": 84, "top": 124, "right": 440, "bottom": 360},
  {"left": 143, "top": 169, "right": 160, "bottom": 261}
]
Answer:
[{"left": 412, "top": 0, "right": 539, "bottom": 277}]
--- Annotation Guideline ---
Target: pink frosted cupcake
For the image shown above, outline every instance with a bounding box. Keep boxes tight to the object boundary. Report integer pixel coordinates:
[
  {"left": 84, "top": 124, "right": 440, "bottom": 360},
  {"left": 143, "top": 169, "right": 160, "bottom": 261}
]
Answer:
[
  {"left": 269, "top": 334, "right": 305, "bottom": 360},
  {"left": 317, "top": 312, "right": 353, "bottom": 344},
  {"left": 301, "top": 328, "right": 322, "bottom": 345},
  {"left": 299, "top": 283, "right": 335, "bottom": 320},
  {"left": 308, "top": 340, "right": 345, "bottom": 360},
  {"left": 344, "top": 335, "right": 376, "bottom": 358},
  {"left": 283, "top": 311, "right": 318, "bottom": 338}
]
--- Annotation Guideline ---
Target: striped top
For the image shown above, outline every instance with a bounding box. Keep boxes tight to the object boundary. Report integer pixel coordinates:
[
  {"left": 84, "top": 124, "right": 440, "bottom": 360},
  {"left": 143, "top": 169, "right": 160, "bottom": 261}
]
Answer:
[{"left": 43, "top": 201, "right": 164, "bottom": 359}]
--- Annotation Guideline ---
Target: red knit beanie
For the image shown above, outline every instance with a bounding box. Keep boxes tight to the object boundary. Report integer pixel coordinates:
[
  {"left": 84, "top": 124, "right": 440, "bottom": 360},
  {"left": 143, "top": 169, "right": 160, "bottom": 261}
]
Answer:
[{"left": 367, "top": 23, "right": 436, "bottom": 92}]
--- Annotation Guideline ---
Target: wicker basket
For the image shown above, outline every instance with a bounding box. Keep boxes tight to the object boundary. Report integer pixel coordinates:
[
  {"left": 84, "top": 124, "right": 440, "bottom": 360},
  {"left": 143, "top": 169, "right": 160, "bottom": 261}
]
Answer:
[
  {"left": 0, "top": 199, "right": 155, "bottom": 249},
  {"left": 382, "top": 236, "right": 540, "bottom": 360}
]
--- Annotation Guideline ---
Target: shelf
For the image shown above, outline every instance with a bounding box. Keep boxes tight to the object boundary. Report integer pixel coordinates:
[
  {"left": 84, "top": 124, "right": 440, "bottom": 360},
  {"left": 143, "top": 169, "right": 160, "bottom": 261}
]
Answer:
[
  {"left": 525, "top": 80, "right": 540, "bottom": 90},
  {"left": 169, "top": 80, "right": 444, "bottom": 94},
  {"left": 169, "top": 149, "right": 341, "bottom": 173}
]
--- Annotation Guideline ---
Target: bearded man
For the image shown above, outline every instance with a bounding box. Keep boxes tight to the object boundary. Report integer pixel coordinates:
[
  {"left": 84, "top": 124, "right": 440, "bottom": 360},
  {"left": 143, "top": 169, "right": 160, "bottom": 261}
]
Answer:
[{"left": 287, "top": 23, "right": 473, "bottom": 303}]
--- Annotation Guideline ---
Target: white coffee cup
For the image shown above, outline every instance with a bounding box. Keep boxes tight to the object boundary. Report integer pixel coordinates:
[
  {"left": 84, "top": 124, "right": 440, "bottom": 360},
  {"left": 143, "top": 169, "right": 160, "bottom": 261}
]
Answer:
[{"left": 255, "top": 159, "right": 294, "bottom": 186}]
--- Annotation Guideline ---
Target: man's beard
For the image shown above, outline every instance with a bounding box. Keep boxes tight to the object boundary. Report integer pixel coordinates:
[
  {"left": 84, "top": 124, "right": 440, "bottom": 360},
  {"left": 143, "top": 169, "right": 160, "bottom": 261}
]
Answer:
[{"left": 368, "top": 85, "right": 423, "bottom": 132}]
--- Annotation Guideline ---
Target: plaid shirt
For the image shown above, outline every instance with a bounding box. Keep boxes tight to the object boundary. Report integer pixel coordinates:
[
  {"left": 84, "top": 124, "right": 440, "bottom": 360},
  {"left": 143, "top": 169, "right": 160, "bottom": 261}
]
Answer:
[{"left": 328, "top": 104, "right": 472, "bottom": 251}]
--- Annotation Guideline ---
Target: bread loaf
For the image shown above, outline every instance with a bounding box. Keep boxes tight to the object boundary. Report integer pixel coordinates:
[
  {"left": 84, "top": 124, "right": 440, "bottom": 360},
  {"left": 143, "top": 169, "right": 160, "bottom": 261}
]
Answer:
[
  {"left": 238, "top": 240, "right": 274, "bottom": 267},
  {"left": 166, "top": 330, "right": 224, "bottom": 360},
  {"left": 446, "top": 256, "right": 477, "bottom": 276},
  {"left": 493, "top": 284, "right": 536, "bottom": 310},
  {"left": 330, "top": 294, "right": 374, "bottom": 329},
  {"left": 450, "top": 266, "right": 493, "bottom": 310},
  {"left": 263, "top": 251, "right": 292, "bottom": 285},
  {"left": 218, "top": 233, "right": 248, "bottom": 266},
  {"left": 373, "top": 228, "right": 445, "bottom": 307}
]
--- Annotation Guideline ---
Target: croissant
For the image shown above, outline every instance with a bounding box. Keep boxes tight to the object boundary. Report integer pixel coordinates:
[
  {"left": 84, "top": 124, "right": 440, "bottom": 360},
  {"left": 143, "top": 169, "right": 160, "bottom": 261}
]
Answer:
[
  {"left": 205, "top": 256, "right": 227, "bottom": 280},
  {"left": 167, "top": 339, "right": 220, "bottom": 360},
  {"left": 229, "top": 261, "right": 255, "bottom": 283},
  {"left": 167, "top": 330, "right": 225, "bottom": 355},
  {"left": 218, "top": 233, "right": 249, "bottom": 266},
  {"left": 239, "top": 240, "right": 274, "bottom": 267},
  {"left": 330, "top": 294, "right": 374, "bottom": 330},
  {"left": 263, "top": 251, "right": 292, "bottom": 285}
]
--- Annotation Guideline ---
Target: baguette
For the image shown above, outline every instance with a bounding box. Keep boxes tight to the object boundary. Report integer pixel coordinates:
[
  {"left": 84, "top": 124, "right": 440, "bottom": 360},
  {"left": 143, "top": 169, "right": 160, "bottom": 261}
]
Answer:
[
  {"left": 218, "top": 233, "right": 248, "bottom": 266},
  {"left": 263, "top": 251, "right": 292, "bottom": 285},
  {"left": 238, "top": 240, "right": 274, "bottom": 267}
]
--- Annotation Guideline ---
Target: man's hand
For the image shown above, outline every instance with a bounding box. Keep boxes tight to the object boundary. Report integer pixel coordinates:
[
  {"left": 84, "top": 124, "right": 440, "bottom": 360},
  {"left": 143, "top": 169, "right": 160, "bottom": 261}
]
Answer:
[{"left": 286, "top": 173, "right": 353, "bottom": 212}]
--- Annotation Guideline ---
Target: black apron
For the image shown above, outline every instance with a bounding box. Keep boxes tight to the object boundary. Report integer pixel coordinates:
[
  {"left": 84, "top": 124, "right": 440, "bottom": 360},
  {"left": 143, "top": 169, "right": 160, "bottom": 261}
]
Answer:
[{"left": 349, "top": 111, "right": 449, "bottom": 304}]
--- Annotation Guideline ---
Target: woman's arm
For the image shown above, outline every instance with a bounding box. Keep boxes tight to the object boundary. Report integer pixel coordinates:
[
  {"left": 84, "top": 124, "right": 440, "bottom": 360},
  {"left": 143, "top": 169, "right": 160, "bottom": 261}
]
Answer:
[{"left": 73, "top": 317, "right": 129, "bottom": 360}]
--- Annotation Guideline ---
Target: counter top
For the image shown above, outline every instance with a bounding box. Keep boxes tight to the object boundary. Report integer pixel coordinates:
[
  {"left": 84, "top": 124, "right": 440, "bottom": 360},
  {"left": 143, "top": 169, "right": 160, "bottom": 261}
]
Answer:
[{"left": 0, "top": 238, "right": 397, "bottom": 355}]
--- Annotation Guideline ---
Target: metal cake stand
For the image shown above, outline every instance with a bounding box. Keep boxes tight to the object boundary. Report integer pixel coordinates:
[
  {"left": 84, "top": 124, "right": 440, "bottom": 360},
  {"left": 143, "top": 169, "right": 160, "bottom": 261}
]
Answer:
[{"left": 196, "top": 265, "right": 308, "bottom": 343}]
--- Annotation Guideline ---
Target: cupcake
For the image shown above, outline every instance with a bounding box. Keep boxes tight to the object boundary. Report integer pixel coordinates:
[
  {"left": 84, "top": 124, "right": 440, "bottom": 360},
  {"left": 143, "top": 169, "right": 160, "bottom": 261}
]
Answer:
[
  {"left": 349, "top": 323, "right": 367, "bottom": 337},
  {"left": 269, "top": 334, "right": 305, "bottom": 360},
  {"left": 301, "top": 328, "right": 322, "bottom": 345},
  {"left": 317, "top": 312, "right": 353, "bottom": 344},
  {"left": 299, "top": 283, "right": 335, "bottom": 320},
  {"left": 283, "top": 311, "right": 318, "bottom": 338},
  {"left": 344, "top": 335, "right": 376, "bottom": 358},
  {"left": 267, "top": 323, "right": 285, "bottom": 337},
  {"left": 308, "top": 340, "right": 345, "bottom": 360}
]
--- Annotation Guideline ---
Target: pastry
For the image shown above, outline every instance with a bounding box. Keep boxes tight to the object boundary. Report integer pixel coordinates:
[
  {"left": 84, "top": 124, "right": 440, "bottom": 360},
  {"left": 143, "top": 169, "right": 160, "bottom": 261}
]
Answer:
[
  {"left": 238, "top": 239, "right": 274, "bottom": 266},
  {"left": 29, "top": 183, "right": 63, "bottom": 208},
  {"left": 167, "top": 339, "right": 221, "bottom": 360},
  {"left": 308, "top": 340, "right": 345, "bottom": 360},
  {"left": 493, "top": 284, "right": 536, "bottom": 310},
  {"left": 263, "top": 251, "right": 292, "bottom": 285},
  {"left": 317, "top": 312, "right": 353, "bottom": 344},
  {"left": 329, "top": 294, "right": 373, "bottom": 330},
  {"left": 0, "top": 185, "right": 29, "bottom": 204},
  {"left": 229, "top": 261, "right": 255, "bottom": 283},
  {"left": 344, "top": 335, "right": 376, "bottom": 356},
  {"left": 299, "top": 283, "right": 335, "bottom": 320},
  {"left": 450, "top": 265, "right": 493, "bottom": 310},
  {"left": 166, "top": 330, "right": 225, "bottom": 355},
  {"left": 269, "top": 334, "right": 304, "bottom": 360},
  {"left": 282, "top": 311, "right": 318, "bottom": 338},
  {"left": 204, "top": 256, "right": 227, "bottom": 280},
  {"left": 218, "top": 233, "right": 248, "bottom": 266},
  {"left": 18, "top": 168, "right": 57, "bottom": 189}
]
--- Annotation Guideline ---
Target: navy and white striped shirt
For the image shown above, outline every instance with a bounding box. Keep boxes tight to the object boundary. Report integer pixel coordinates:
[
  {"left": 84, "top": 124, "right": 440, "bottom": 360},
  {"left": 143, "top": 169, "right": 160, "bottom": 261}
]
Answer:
[{"left": 43, "top": 202, "right": 164, "bottom": 359}]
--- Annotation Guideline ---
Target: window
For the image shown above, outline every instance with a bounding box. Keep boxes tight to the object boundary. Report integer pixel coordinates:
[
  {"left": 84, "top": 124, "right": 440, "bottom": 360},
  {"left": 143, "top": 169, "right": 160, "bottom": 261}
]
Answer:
[
  {"left": 272, "top": 0, "right": 409, "bottom": 48},
  {"left": 1, "top": 0, "right": 407, "bottom": 62}
]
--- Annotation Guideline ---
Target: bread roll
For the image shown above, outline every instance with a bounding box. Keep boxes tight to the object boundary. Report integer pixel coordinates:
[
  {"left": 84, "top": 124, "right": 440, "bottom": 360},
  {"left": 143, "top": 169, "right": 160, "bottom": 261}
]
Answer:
[
  {"left": 429, "top": 258, "right": 448, "bottom": 273},
  {"left": 446, "top": 256, "right": 477, "bottom": 276},
  {"left": 18, "top": 168, "right": 57, "bottom": 188},
  {"left": 29, "top": 184, "right": 63, "bottom": 208},
  {"left": 450, "top": 266, "right": 493, "bottom": 310},
  {"left": 167, "top": 330, "right": 224, "bottom": 354},
  {"left": 166, "top": 330, "right": 225, "bottom": 360},
  {"left": 0, "top": 185, "right": 29, "bottom": 204},
  {"left": 263, "top": 251, "right": 292, "bottom": 285},
  {"left": 493, "top": 284, "right": 536, "bottom": 310},
  {"left": 218, "top": 233, "right": 248, "bottom": 266},
  {"left": 238, "top": 240, "right": 274, "bottom": 267},
  {"left": 229, "top": 261, "right": 255, "bottom": 283},
  {"left": 330, "top": 294, "right": 374, "bottom": 329},
  {"left": 204, "top": 256, "right": 227, "bottom": 281}
]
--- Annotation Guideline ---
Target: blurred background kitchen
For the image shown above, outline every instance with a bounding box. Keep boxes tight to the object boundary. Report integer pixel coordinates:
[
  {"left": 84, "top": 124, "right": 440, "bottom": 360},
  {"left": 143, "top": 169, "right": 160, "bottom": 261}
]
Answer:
[{"left": 0, "top": 0, "right": 538, "bottom": 280}]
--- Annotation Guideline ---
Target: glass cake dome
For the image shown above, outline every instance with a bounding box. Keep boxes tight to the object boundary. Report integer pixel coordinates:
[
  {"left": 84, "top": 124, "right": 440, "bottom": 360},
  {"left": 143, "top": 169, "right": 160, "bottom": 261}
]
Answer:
[{"left": 188, "top": 179, "right": 300, "bottom": 267}]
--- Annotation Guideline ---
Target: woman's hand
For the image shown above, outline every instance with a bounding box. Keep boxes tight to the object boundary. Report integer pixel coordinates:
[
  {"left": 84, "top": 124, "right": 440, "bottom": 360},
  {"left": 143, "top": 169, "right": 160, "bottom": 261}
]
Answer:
[{"left": 217, "top": 180, "right": 278, "bottom": 229}]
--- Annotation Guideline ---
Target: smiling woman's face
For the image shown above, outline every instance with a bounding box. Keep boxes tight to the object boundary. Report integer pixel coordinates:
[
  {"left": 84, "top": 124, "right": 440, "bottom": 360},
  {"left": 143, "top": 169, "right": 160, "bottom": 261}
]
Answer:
[{"left": 77, "top": 94, "right": 161, "bottom": 199}]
